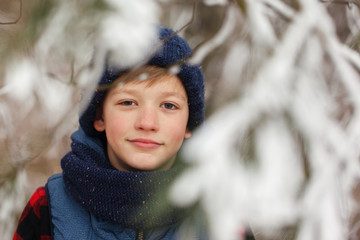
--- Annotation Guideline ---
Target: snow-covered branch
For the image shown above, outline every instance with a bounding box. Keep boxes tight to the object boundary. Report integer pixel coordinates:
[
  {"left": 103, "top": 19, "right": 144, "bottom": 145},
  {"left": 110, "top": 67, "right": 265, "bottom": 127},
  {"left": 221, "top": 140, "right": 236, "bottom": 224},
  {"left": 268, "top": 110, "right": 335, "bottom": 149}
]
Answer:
[{"left": 170, "top": 1, "right": 360, "bottom": 240}]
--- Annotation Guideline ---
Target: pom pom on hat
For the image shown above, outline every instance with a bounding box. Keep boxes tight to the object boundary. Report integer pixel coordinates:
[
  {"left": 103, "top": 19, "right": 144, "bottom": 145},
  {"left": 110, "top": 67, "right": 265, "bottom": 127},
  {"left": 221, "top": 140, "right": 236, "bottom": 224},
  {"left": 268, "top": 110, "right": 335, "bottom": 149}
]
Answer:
[{"left": 79, "top": 26, "right": 205, "bottom": 138}]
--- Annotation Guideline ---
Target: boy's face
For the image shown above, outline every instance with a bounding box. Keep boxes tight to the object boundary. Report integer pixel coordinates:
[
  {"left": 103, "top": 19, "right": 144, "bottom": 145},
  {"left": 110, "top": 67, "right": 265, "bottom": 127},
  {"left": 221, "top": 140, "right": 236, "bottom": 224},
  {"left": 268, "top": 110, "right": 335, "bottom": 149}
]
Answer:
[{"left": 94, "top": 73, "right": 191, "bottom": 171}]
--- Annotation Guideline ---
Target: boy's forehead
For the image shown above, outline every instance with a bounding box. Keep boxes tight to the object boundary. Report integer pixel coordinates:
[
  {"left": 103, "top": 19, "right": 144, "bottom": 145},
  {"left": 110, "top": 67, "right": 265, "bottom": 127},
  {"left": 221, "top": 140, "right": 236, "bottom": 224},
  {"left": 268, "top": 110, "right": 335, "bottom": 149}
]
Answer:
[
  {"left": 112, "top": 66, "right": 185, "bottom": 91},
  {"left": 109, "top": 75, "right": 187, "bottom": 100},
  {"left": 117, "top": 66, "right": 171, "bottom": 83}
]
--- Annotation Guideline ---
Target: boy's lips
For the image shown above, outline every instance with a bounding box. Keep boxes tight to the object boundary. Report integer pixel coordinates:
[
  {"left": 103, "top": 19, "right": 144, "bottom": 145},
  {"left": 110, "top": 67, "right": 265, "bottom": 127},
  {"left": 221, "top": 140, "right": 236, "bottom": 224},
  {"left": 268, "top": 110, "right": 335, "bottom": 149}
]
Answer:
[{"left": 128, "top": 138, "right": 163, "bottom": 149}]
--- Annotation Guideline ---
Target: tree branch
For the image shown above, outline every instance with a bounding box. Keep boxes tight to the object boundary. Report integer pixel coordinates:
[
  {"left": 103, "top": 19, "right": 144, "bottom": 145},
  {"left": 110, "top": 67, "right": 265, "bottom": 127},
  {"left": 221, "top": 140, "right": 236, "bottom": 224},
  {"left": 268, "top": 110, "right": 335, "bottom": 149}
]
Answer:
[
  {"left": 0, "top": 0, "right": 22, "bottom": 25},
  {"left": 319, "top": 0, "right": 360, "bottom": 9}
]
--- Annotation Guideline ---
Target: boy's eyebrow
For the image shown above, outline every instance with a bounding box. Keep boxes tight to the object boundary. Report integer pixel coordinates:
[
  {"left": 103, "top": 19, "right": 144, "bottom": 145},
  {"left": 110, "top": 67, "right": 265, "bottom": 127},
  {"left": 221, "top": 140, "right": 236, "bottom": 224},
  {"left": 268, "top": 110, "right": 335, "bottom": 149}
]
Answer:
[
  {"left": 109, "top": 88, "right": 134, "bottom": 96},
  {"left": 110, "top": 88, "right": 187, "bottom": 102},
  {"left": 160, "top": 91, "right": 187, "bottom": 102}
]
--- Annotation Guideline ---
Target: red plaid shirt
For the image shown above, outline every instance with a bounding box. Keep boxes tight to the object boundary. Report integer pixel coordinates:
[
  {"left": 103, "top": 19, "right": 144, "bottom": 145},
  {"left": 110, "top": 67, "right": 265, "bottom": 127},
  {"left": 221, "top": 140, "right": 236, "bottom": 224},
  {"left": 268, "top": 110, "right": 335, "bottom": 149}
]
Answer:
[{"left": 13, "top": 187, "right": 51, "bottom": 240}]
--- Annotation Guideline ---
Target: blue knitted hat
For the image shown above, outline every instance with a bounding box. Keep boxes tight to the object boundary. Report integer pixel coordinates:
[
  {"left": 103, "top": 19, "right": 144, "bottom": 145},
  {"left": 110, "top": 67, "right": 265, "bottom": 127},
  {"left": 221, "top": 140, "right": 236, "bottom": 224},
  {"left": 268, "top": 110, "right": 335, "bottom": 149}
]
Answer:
[{"left": 79, "top": 26, "right": 205, "bottom": 138}]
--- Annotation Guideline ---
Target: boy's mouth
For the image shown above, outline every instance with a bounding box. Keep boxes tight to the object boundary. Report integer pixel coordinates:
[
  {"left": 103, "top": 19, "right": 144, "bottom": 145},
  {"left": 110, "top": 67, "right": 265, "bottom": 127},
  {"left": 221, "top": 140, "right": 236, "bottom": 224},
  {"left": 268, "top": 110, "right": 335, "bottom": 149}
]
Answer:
[{"left": 128, "top": 138, "right": 163, "bottom": 149}]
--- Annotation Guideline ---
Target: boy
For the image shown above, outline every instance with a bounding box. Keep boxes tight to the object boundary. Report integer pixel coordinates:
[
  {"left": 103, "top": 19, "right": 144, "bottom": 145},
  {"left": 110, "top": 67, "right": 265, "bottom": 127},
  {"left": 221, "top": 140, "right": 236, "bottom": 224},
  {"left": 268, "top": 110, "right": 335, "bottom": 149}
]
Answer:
[{"left": 13, "top": 26, "right": 206, "bottom": 240}]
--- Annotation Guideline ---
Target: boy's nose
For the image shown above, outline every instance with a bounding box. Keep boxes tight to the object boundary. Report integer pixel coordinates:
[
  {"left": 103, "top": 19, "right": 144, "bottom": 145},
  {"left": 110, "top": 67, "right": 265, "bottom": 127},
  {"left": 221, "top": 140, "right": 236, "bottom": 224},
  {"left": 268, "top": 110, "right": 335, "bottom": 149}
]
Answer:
[{"left": 135, "top": 106, "right": 159, "bottom": 132}]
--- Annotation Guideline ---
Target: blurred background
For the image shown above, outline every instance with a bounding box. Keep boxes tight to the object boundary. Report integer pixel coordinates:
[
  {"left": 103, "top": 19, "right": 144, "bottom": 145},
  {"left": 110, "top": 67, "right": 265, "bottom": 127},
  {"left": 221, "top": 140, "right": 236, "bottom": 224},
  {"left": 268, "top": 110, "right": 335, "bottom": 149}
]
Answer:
[{"left": 1, "top": 0, "right": 360, "bottom": 239}]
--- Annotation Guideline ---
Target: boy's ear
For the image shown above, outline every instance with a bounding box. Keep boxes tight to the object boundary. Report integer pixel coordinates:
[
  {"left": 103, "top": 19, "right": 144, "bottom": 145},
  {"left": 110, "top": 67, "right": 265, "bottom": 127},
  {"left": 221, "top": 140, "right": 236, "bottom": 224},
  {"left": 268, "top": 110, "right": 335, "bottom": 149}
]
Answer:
[
  {"left": 184, "top": 129, "right": 192, "bottom": 139},
  {"left": 94, "top": 119, "right": 105, "bottom": 132},
  {"left": 93, "top": 107, "right": 105, "bottom": 132}
]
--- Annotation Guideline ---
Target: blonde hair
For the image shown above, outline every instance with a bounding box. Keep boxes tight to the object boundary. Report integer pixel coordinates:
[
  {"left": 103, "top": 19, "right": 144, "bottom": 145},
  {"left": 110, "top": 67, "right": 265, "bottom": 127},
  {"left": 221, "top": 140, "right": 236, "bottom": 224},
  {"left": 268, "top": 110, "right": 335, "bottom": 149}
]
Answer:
[{"left": 97, "top": 66, "right": 176, "bottom": 91}]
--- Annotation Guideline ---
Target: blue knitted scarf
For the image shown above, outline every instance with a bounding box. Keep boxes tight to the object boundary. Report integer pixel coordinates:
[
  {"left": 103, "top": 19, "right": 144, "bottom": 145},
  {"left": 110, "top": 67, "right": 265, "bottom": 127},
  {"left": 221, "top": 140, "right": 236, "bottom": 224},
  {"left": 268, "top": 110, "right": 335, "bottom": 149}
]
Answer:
[{"left": 61, "top": 128, "right": 185, "bottom": 229}]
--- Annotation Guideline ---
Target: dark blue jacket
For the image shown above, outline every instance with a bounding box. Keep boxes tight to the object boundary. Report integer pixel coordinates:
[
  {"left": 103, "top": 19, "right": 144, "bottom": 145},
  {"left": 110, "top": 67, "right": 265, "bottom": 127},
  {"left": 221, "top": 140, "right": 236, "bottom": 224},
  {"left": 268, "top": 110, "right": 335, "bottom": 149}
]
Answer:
[{"left": 46, "top": 174, "right": 201, "bottom": 240}]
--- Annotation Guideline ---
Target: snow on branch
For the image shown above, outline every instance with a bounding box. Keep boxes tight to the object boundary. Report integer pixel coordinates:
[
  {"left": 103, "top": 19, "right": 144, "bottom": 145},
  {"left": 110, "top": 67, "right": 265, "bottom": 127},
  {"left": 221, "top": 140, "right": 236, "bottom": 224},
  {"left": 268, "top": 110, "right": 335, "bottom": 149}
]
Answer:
[
  {"left": 171, "top": 1, "right": 360, "bottom": 240},
  {"left": 0, "top": 0, "right": 160, "bottom": 238}
]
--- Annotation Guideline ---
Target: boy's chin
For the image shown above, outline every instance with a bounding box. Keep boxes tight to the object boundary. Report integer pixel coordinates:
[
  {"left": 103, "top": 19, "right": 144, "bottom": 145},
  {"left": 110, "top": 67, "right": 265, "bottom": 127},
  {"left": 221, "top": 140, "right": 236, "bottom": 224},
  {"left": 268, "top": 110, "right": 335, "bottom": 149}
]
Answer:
[
  {"left": 113, "top": 159, "right": 175, "bottom": 172},
  {"left": 128, "top": 162, "right": 174, "bottom": 172}
]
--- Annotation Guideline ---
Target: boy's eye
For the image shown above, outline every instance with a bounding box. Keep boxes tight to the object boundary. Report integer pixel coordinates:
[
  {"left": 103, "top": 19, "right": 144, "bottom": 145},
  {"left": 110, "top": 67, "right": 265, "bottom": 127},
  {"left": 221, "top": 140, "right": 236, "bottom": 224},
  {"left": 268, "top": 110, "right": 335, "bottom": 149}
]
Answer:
[
  {"left": 162, "top": 103, "right": 177, "bottom": 110},
  {"left": 119, "top": 100, "right": 136, "bottom": 106}
]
